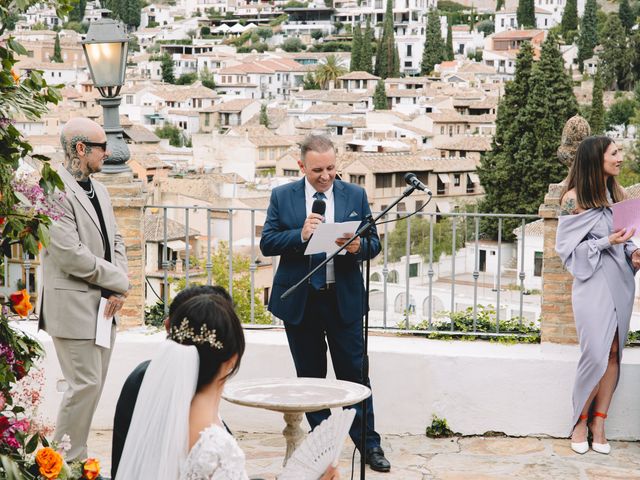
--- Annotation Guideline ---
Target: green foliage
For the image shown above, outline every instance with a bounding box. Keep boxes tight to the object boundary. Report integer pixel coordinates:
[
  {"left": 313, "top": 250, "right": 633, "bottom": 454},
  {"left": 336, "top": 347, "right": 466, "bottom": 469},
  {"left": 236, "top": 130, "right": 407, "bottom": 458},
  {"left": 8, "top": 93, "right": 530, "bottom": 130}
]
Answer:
[
  {"left": 201, "top": 26, "right": 211, "bottom": 36},
  {"left": 108, "top": 0, "right": 141, "bottom": 28},
  {"left": 619, "top": 0, "right": 635, "bottom": 34},
  {"left": 350, "top": 23, "right": 363, "bottom": 71},
  {"left": 476, "top": 19, "right": 495, "bottom": 36},
  {"left": 269, "top": 14, "right": 288, "bottom": 27},
  {"left": 361, "top": 18, "right": 374, "bottom": 74},
  {"left": 496, "top": 0, "right": 505, "bottom": 10},
  {"left": 314, "top": 54, "right": 347, "bottom": 88},
  {"left": 128, "top": 34, "right": 140, "bottom": 53},
  {"left": 599, "top": 14, "right": 633, "bottom": 90},
  {"left": 3, "top": 12, "right": 20, "bottom": 31},
  {"left": 62, "top": 20, "right": 87, "bottom": 33},
  {"left": 373, "top": 79, "right": 387, "bottom": 110},
  {"left": 560, "top": 0, "right": 578, "bottom": 43},
  {"left": 374, "top": 0, "right": 399, "bottom": 79},
  {"left": 590, "top": 69, "right": 605, "bottom": 135},
  {"left": 161, "top": 53, "right": 175, "bottom": 83},
  {"left": 577, "top": 0, "right": 598, "bottom": 73},
  {"left": 256, "top": 27, "right": 273, "bottom": 40},
  {"left": 605, "top": 97, "right": 637, "bottom": 133},
  {"left": 421, "top": 9, "right": 445, "bottom": 75},
  {"left": 200, "top": 65, "right": 216, "bottom": 90},
  {"left": 309, "top": 41, "right": 352, "bottom": 52},
  {"left": 387, "top": 216, "right": 465, "bottom": 263},
  {"left": 302, "top": 72, "right": 321, "bottom": 89},
  {"left": 311, "top": 29, "right": 324, "bottom": 41},
  {"left": 282, "top": 37, "right": 305, "bottom": 52},
  {"left": 259, "top": 103, "right": 269, "bottom": 127},
  {"left": 617, "top": 158, "right": 640, "bottom": 187},
  {"left": 68, "top": 0, "right": 87, "bottom": 22},
  {"left": 437, "top": 1, "right": 467, "bottom": 12},
  {"left": 144, "top": 301, "right": 166, "bottom": 328},
  {"left": 175, "top": 72, "right": 198, "bottom": 85},
  {"left": 426, "top": 415, "right": 455, "bottom": 438},
  {"left": 155, "top": 123, "right": 185, "bottom": 147},
  {"left": 283, "top": 0, "right": 307, "bottom": 7},
  {"left": 31, "top": 21, "right": 47, "bottom": 30},
  {"left": 51, "top": 33, "right": 63, "bottom": 63},
  {"left": 445, "top": 23, "right": 454, "bottom": 61},
  {"left": 516, "top": 0, "right": 535, "bottom": 28},
  {"left": 406, "top": 305, "right": 541, "bottom": 344},
  {"left": 495, "top": 36, "right": 576, "bottom": 240}
]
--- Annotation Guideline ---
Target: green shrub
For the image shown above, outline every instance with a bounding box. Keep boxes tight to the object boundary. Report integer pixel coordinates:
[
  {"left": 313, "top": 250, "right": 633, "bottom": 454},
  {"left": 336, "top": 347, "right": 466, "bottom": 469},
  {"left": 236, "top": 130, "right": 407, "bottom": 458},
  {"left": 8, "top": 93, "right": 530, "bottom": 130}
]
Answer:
[
  {"left": 144, "top": 301, "right": 166, "bottom": 328},
  {"left": 426, "top": 415, "right": 455, "bottom": 438}
]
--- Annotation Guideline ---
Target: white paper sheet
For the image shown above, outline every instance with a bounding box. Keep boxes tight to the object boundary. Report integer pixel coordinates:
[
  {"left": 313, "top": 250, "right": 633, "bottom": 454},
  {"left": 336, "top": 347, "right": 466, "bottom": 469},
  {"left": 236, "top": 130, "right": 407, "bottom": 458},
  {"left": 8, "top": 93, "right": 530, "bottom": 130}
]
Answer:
[
  {"left": 95, "top": 298, "right": 113, "bottom": 349},
  {"left": 304, "top": 221, "right": 361, "bottom": 256},
  {"left": 612, "top": 198, "right": 640, "bottom": 236}
]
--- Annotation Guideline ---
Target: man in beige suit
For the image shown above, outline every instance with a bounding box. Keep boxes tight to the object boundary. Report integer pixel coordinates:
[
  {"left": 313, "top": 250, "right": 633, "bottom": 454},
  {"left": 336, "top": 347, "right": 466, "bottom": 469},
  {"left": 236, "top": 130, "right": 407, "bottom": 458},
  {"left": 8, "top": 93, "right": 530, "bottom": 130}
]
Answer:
[{"left": 40, "top": 117, "right": 130, "bottom": 460}]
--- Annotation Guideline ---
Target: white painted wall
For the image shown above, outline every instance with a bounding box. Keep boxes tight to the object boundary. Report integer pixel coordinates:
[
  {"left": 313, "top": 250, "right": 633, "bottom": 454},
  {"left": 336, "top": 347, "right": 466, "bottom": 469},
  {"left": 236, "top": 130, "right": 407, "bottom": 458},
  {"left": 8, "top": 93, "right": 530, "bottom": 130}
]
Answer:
[{"left": 26, "top": 325, "right": 640, "bottom": 440}]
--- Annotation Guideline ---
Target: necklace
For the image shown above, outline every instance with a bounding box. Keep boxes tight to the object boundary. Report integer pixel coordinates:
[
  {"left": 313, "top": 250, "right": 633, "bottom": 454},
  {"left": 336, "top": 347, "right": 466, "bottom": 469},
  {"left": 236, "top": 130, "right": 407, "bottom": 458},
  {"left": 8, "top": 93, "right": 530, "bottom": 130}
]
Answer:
[{"left": 85, "top": 182, "right": 95, "bottom": 199}]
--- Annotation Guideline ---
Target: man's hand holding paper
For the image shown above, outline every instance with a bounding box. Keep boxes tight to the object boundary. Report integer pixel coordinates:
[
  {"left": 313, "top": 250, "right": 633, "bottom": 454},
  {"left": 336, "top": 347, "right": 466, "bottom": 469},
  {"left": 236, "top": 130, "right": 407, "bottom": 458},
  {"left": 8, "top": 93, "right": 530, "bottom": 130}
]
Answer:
[{"left": 304, "top": 221, "right": 361, "bottom": 256}]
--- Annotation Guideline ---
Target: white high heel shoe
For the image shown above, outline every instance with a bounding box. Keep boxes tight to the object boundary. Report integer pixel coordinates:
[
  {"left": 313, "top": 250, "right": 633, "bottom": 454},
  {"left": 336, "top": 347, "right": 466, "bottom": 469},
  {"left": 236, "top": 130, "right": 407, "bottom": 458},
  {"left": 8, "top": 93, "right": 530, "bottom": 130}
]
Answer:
[
  {"left": 590, "top": 412, "right": 611, "bottom": 455},
  {"left": 571, "top": 414, "right": 589, "bottom": 454}
]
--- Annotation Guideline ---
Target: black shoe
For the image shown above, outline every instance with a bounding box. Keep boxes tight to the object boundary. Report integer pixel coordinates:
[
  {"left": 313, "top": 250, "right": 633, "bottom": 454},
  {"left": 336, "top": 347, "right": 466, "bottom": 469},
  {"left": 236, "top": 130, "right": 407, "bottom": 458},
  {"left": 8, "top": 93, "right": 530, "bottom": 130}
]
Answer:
[{"left": 366, "top": 446, "right": 391, "bottom": 472}]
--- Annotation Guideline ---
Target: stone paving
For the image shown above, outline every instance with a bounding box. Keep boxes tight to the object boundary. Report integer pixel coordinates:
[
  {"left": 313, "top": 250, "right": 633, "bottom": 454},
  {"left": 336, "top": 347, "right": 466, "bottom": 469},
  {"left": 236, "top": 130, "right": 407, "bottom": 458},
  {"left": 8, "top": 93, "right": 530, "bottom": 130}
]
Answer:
[{"left": 89, "top": 430, "right": 640, "bottom": 479}]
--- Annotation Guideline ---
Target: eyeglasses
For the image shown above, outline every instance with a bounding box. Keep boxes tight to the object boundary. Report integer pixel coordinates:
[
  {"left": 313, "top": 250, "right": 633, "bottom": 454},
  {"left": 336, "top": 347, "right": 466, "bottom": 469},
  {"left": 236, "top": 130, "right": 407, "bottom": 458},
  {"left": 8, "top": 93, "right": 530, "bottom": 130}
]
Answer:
[{"left": 82, "top": 141, "right": 108, "bottom": 151}]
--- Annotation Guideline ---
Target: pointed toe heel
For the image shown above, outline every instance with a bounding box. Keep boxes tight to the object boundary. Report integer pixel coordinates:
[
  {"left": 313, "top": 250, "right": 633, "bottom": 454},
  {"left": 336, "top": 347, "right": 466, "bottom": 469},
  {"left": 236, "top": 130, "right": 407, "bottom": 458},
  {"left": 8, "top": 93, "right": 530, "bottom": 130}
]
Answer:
[{"left": 571, "top": 441, "right": 589, "bottom": 454}]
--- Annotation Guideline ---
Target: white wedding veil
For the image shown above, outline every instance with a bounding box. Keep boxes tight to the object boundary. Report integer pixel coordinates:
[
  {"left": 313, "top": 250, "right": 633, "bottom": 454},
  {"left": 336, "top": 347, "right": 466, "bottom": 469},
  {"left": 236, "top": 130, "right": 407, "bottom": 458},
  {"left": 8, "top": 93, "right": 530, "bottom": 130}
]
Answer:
[{"left": 116, "top": 339, "right": 199, "bottom": 480}]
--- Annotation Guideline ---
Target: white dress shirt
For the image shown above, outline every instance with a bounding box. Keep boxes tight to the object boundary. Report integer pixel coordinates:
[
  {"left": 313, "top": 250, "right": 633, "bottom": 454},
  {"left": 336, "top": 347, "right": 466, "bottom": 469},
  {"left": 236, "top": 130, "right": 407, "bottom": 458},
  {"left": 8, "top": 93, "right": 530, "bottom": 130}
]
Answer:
[{"left": 304, "top": 178, "right": 335, "bottom": 284}]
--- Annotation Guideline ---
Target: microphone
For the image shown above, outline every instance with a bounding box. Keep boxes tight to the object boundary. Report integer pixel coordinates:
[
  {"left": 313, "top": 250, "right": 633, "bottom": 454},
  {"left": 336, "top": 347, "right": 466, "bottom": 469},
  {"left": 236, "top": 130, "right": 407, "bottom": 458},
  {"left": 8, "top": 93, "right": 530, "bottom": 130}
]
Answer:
[
  {"left": 312, "top": 198, "right": 326, "bottom": 217},
  {"left": 404, "top": 172, "right": 432, "bottom": 195}
]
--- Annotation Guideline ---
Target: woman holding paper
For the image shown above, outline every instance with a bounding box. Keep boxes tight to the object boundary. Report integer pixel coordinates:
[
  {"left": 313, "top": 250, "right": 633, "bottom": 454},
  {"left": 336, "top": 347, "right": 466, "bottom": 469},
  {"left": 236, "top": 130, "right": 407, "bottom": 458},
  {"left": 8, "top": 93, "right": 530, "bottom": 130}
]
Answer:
[{"left": 556, "top": 136, "right": 640, "bottom": 455}]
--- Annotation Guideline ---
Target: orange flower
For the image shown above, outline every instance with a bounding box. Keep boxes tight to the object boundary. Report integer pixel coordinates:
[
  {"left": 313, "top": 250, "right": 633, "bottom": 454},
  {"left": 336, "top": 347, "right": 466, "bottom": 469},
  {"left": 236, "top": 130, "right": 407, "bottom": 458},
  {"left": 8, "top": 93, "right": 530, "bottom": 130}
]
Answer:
[
  {"left": 10, "top": 69, "right": 19, "bottom": 84},
  {"left": 9, "top": 289, "right": 32, "bottom": 318},
  {"left": 82, "top": 458, "right": 100, "bottom": 480},
  {"left": 38, "top": 242, "right": 42, "bottom": 251},
  {"left": 35, "top": 447, "right": 63, "bottom": 479}
]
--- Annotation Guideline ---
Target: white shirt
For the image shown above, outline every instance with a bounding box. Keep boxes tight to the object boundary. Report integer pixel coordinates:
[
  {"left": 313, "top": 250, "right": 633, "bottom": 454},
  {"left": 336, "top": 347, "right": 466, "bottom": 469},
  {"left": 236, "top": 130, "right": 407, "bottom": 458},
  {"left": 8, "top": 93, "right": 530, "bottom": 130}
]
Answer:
[{"left": 304, "top": 178, "right": 335, "bottom": 284}]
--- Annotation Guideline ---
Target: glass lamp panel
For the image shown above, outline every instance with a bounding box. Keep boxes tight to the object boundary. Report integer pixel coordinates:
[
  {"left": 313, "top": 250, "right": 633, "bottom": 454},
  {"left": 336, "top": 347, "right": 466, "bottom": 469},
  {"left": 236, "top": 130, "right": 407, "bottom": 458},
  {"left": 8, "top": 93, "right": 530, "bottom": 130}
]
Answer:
[{"left": 84, "top": 42, "right": 126, "bottom": 87}]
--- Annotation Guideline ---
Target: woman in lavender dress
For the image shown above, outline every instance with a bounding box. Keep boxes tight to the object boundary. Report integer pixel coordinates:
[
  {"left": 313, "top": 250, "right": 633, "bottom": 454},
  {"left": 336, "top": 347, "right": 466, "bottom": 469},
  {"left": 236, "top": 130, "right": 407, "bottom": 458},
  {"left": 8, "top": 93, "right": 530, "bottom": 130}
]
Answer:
[{"left": 556, "top": 136, "right": 640, "bottom": 455}]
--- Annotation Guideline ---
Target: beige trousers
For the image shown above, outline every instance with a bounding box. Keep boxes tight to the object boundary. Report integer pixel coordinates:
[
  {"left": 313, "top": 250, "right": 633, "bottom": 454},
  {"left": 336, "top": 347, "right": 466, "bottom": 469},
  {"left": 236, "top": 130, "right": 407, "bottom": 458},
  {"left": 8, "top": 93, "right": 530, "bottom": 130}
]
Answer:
[{"left": 51, "top": 325, "right": 116, "bottom": 461}]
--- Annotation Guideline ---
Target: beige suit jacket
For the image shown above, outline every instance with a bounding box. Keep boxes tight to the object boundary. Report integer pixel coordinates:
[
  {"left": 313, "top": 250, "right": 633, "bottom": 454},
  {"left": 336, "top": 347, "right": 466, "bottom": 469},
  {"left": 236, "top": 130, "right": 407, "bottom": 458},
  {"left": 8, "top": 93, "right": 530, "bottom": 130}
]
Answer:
[{"left": 39, "top": 167, "right": 129, "bottom": 339}]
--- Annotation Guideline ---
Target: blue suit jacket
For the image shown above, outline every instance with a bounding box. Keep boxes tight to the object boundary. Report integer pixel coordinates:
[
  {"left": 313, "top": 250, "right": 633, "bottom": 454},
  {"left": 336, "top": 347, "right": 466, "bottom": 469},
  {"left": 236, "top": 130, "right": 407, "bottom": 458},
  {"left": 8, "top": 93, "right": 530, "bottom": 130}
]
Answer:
[{"left": 260, "top": 178, "right": 381, "bottom": 326}]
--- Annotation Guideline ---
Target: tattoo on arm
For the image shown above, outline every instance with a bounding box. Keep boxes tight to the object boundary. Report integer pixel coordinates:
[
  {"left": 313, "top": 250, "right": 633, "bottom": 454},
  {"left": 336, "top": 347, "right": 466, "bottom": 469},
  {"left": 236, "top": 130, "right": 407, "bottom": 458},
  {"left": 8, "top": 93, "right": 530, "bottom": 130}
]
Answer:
[{"left": 560, "top": 198, "right": 577, "bottom": 216}]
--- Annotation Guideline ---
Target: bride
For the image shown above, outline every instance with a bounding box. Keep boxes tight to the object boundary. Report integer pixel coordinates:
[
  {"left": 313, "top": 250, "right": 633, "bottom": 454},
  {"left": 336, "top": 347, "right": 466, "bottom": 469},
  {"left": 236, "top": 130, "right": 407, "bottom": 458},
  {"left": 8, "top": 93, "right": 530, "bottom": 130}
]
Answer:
[{"left": 116, "top": 294, "right": 339, "bottom": 479}]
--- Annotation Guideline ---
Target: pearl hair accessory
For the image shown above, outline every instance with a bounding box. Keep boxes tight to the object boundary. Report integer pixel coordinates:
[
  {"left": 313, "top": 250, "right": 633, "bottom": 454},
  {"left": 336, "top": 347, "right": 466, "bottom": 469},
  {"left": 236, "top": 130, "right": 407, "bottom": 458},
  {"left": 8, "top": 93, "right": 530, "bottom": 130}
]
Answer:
[{"left": 170, "top": 318, "right": 223, "bottom": 349}]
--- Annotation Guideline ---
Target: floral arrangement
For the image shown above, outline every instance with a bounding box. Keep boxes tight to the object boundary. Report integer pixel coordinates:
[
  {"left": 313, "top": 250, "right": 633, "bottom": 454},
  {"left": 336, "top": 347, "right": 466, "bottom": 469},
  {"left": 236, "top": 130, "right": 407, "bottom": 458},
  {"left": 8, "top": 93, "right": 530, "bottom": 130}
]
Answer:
[{"left": 0, "top": 1, "right": 108, "bottom": 478}]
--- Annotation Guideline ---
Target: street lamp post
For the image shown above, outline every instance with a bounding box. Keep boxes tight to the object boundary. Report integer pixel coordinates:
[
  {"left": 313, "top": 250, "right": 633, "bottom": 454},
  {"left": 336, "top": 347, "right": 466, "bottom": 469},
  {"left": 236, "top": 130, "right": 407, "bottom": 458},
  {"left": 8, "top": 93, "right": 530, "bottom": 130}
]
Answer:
[{"left": 81, "top": 18, "right": 131, "bottom": 173}]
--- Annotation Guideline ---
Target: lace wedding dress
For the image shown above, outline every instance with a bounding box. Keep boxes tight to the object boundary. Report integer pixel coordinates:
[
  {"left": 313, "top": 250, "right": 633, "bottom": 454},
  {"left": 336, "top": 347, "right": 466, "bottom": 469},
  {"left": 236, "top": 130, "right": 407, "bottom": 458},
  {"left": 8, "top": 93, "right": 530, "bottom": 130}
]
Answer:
[{"left": 181, "top": 424, "right": 250, "bottom": 480}]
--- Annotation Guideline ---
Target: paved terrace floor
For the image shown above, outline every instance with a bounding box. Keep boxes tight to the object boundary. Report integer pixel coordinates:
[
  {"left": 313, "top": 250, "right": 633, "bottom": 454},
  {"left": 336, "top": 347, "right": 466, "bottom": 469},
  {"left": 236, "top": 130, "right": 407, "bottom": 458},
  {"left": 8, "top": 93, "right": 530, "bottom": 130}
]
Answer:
[{"left": 89, "top": 430, "right": 640, "bottom": 479}]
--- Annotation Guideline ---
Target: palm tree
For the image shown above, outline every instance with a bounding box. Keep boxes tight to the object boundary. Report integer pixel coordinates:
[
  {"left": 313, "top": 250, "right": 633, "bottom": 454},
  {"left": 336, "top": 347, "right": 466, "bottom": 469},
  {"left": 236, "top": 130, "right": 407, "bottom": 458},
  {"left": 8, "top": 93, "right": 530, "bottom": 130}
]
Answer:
[{"left": 314, "top": 54, "right": 347, "bottom": 89}]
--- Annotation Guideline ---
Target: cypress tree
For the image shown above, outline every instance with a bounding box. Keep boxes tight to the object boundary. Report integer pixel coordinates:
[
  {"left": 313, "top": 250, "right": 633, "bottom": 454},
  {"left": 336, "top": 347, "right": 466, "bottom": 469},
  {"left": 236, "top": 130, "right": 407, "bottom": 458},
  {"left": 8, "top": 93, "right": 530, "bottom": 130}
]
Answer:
[
  {"left": 393, "top": 44, "right": 400, "bottom": 77},
  {"left": 590, "top": 69, "right": 605, "bottom": 134},
  {"left": 496, "top": 0, "right": 505, "bottom": 10},
  {"left": 51, "top": 33, "right": 63, "bottom": 63},
  {"left": 69, "top": 0, "right": 87, "bottom": 22},
  {"left": 515, "top": 35, "right": 578, "bottom": 231},
  {"left": 125, "top": 0, "right": 141, "bottom": 29},
  {"left": 259, "top": 103, "right": 269, "bottom": 127},
  {"left": 631, "top": 30, "right": 640, "bottom": 84},
  {"left": 373, "top": 80, "right": 388, "bottom": 110},
  {"left": 516, "top": 0, "right": 535, "bottom": 29},
  {"left": 446, "top": 23, "right": 454, "bottom": 61},
  {"left": 560, "top": 0, "right": 578, "bottom": 43},
  {"left": 374, "top": 0, "right": 398, "bottom": 79},
  {"left": 619, "top": 0, "right": 634, "bottom": 34},
  {"left": 350, "top": 23, "right": 363, "bottom": 72},
  {"left": 161, "top": 54, "right": 175, "bottom": 84},
  {"left": 599, "top": 15, "right": 633, "bottom": 90},
  {"left": 421, "top": 9, "right": 445, "bottom": 75},
  {"left": 361, "top": 18, "right": 374, "bottom": 74},
  {"left": 477, "top": 43, "right": 535, "bottom": 239},
  {"left": 577, "top": 0, "right": 598, "bottom": 73}
]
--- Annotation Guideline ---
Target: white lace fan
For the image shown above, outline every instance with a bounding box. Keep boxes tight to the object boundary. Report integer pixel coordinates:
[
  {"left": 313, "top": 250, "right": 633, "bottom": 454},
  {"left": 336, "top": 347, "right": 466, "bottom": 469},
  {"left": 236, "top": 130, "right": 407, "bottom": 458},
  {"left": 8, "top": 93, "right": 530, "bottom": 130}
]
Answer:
[{"left": 279, "top": 408, "right": 356, "bottom": 480}]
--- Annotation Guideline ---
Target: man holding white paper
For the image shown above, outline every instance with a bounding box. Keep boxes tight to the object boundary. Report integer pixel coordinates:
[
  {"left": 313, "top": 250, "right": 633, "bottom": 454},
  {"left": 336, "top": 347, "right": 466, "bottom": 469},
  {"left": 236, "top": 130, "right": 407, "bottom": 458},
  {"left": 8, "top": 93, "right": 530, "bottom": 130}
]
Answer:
[
  {"left": 260, "top": 135, "right": 390, "bottom": 472},
  {"left": 40, "top": 118, "right": 129, "bottom": 460}
]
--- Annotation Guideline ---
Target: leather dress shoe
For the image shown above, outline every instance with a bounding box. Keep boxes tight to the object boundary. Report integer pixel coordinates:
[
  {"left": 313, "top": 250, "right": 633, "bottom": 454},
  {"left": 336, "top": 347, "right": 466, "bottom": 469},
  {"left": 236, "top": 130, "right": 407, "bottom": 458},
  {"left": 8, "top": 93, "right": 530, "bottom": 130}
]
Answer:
[{"left": 366, "top": 446, "right": 391, "bottom": 472}]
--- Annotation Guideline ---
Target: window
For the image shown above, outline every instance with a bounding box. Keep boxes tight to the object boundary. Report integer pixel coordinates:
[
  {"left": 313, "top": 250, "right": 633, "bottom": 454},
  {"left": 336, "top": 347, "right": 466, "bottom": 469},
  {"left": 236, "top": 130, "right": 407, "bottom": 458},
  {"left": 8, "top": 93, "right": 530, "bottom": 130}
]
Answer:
[
  {"left": 204, "top": 113, "right": 210, "bottom": 127},
  {"left": 409, "top": 263, "right": 418, "bottom": 277},
  {"left": 454, "top": 174, "right": 461, "bottom": 186},
  {"left": 534, "top": 251, "right": 543, "bottom": 277},
  {"left": 404, "top": 61, "right": 412, "bottom": 67},
  {"left": 283, "top": 169, "right": 299, "bottom": 177},
  {"left": 126, "top": 95, "right": 133, "bottom": 104},
  {"left": 349, "top": 174, "right": 365, "bottom": 185},
  {"left": 440, "top": 126, "right": 445, "bottom": 134},
  {"left": 406, "top": 45, "right": 412, "bottom": 57},
  {"left": 437, "top": 177, "right": 445, "bottom": 195},
  {"left": 415, "top": 200, "right": 424, "bottom": 212},
  {"left": 375, "top": 173, "right": 393, "bottom": 188},
  {"left": 394, "top": 172, "right": 405, "bottom": 187}
]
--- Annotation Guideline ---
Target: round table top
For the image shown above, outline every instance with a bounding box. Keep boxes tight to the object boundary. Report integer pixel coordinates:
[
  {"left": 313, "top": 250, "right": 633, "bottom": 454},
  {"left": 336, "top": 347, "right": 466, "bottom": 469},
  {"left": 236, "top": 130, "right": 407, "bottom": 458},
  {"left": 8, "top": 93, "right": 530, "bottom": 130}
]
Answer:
[{"left": 223, "top": 377, "right": 371, "bottom": 413}]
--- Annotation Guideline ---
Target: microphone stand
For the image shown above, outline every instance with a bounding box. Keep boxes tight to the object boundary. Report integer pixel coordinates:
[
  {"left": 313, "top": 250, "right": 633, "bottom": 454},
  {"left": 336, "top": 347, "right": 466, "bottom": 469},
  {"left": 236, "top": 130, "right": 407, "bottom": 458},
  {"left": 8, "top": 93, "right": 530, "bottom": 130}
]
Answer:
[{"left": 280, "top": 184, "right": 427, "bottom": 479}]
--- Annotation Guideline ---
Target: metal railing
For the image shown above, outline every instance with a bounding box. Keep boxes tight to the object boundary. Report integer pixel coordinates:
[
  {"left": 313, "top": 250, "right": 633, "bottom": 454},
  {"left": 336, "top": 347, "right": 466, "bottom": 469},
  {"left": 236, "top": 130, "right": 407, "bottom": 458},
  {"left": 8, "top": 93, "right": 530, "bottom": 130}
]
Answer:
[{"left": 143, "top": 205, "right": 542, "bottom": 338}]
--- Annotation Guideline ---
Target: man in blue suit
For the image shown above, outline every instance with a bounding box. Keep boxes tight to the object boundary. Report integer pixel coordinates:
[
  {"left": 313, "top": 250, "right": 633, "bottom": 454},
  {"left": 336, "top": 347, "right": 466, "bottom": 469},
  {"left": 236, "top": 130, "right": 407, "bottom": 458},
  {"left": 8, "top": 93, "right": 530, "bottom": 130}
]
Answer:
[{"left": 260, "top": 135, "right": 390, "bottom": 472}]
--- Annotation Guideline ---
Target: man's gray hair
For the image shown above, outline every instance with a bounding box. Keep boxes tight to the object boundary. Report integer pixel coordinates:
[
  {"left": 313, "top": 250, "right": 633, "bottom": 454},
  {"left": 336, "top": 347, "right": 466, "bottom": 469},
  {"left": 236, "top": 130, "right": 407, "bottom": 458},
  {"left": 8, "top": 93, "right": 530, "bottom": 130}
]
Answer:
[{"left": 300, "top": 134, "right": 335, "bottom": 164}]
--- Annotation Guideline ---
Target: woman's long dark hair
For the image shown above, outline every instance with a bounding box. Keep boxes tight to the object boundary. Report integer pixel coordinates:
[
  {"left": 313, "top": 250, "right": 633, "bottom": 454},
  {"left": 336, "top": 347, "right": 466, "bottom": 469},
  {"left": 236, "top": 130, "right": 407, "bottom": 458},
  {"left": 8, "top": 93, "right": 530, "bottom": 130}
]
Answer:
[
  {"left": 169, "top": 294, "right": 245, "bottom": 391},
  {"left": 563, "top": 136, "right": 625, "bottom": 209}
]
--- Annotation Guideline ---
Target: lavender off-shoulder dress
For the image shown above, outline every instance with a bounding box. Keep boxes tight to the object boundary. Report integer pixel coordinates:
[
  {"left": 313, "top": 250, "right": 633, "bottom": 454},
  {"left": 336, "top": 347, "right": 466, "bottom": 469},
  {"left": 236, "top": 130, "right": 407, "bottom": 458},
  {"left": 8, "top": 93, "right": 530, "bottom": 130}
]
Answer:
[{"left": 555, "top": 207, "right": 637, "bottom": 428}]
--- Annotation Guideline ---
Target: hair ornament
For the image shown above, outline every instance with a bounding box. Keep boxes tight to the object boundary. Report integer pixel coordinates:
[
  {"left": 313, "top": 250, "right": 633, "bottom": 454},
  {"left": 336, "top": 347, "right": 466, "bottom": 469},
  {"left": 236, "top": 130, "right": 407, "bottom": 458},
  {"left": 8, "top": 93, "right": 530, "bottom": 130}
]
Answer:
[{"left": 170, "top": 318, "right": 224, "bottom": 349}]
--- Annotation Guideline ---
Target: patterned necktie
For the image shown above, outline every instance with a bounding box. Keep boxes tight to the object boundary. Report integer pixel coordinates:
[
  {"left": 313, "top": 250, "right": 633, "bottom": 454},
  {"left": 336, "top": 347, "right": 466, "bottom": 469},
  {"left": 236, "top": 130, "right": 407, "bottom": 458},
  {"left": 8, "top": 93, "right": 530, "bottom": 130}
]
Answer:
[{"left": 310, "top": 192, "right": 327, "bottom": 290}]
